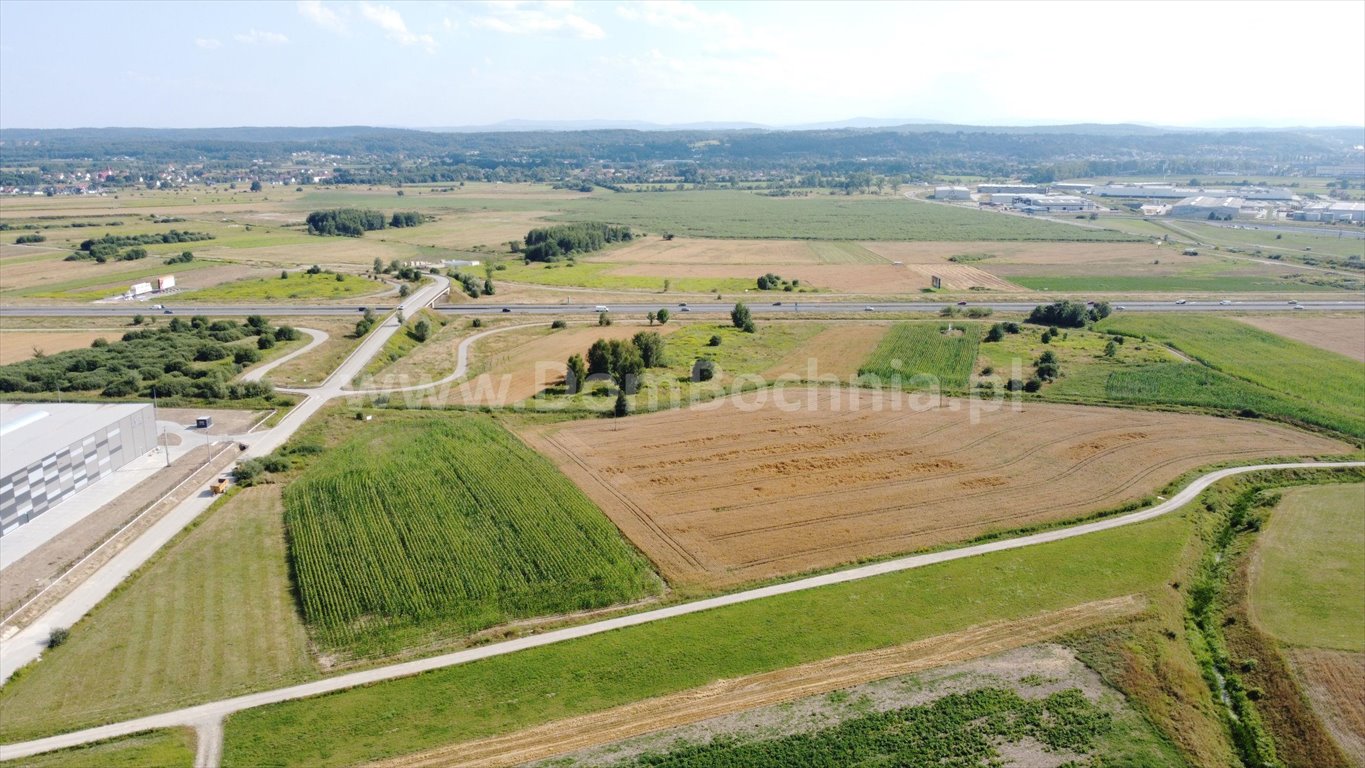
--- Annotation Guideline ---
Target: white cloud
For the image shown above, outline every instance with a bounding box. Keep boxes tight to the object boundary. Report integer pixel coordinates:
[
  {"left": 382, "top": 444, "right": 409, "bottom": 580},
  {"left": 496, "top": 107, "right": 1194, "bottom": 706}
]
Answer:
[
  {"left": 298, "top": 0, "right": 346, "bottom": 33},
  {"left": 234, "top": 29, "right": 289, "bottom": 45},
  {"left": 359, "top": 2, "right": 436, "bottom": 50},
  {"left": 472, "top": 1, "right": 605, "bottom": 40},
  {"left": 194, "top": 37, "right": 222, "bottom": 50}
]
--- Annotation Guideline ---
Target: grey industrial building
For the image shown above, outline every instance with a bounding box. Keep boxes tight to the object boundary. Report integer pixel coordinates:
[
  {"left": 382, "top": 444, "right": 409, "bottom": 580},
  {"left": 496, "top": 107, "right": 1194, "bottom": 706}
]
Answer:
[
  {"left": 976, "top": 184, "right": 1045, "bottom": 195},
  {"left": 0, "top": 403, "right": 157, "bottom": 536},
  {"left": 933, "top": 185, "right": 971, "bottom": 200}
]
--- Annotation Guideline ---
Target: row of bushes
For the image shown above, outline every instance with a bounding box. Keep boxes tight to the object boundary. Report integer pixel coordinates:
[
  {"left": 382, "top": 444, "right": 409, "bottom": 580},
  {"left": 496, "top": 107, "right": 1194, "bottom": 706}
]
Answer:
[
  {"left": 521, "top": 222, "right": 632, "bottom": 262},
  {"left": 306, "top": 209, "right": 425, "bottom": 236}
]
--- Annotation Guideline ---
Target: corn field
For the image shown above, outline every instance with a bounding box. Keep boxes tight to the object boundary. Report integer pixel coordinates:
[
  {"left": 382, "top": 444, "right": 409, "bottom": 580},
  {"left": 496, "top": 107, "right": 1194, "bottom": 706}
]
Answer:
[
  {"left": 283, "top": 416, "right": 659, "bottom": 655},
  {"left": 858, "top": 323, "right": 981, "bottom": 391}
]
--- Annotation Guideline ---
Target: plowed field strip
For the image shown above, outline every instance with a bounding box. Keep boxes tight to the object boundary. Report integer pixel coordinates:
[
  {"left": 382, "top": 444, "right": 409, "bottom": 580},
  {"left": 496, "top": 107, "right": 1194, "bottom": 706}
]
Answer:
[{"left": 365, "top": 596, "right": 1147, "bottom": 768}]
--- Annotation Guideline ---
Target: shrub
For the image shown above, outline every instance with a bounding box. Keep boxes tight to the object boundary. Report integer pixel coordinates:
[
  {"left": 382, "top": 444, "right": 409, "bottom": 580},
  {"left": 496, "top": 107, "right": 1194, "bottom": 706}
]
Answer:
[
  {"left": 1005, "top": 378, "right": 1024, "bottom": 391},
  {"left": 258, "top": 334, "right": 276, "bottom": 350},
  {"left": 708, "top": 335, "right": 722, "bottom": 347},
  {"left": 47, "top": 628, "right": 70, "bottom": 649},
  {"left": 692, "top": 358, "right": 716, "bottom": 382},
  {"left": 1023, "top": 378, "right": 1042, "bottom": 392},
  {"left": 985, "top": 324, "right": 1005, "bottom": 342},
  {"left": 471, "top": 318, "right": 484, "bottom": 328},
  {"left": 551, "top": 319, "right": 567, "bottom": 329}
]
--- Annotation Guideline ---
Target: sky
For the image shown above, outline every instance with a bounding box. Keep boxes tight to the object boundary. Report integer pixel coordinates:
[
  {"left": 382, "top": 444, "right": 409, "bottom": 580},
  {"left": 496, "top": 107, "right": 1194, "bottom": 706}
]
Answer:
[{"left": 1, "top": 0, "right": 1363, "bottom": 130}]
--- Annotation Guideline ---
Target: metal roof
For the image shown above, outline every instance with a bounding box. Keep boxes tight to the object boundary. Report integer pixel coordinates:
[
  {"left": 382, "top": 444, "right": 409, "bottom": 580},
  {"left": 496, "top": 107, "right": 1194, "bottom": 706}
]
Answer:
[{"left": 0, "top": 403, "right": 153, "bottom": 474}]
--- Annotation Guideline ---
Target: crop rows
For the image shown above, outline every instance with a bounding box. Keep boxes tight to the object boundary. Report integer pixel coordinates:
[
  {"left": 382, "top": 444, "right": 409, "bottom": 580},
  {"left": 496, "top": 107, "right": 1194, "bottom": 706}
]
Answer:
[
  {"left": 611, "top": 687, "right": 1112, "bottom": 767},
  {"left": 857, "top": 322, "right": 981, "bottom": 391},
  {"left": 1099, "top": 315, "right": 1365, "bottom": 439},
  {"left": 283, "top": 416, "right": 659, "bottom": 655}
]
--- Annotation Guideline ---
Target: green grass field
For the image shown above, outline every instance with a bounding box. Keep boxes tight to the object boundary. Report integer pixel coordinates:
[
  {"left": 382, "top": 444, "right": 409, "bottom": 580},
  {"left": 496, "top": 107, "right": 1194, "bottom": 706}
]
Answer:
[
  {"left": 553, "top": 191, "right": 1143, "bottom": 241},
  {"left": 179, "top": 272, "right": 386, "bottom": 302},
  {"left": 858, "top": 322, "right": 981, "bottom": 390},
  {"left": 1008, "top": 274, "right": 1334, "bottom": 293},
  {"left": 354, "top": 308, "right": 447, "bottom": 385},
  {"left": 221, "top": 511, "right": 1190, "bottom": 767},
  {"left": 496, "top": 260, "right": 756, "bottom": 294},
  {"left": 0, "top": 729, "right": 195, "bottom": 768},
  {"left": 1249, "top": 483, "right": 1365, "bottom": 651},
  {"left": 283, "top": 414, "right": 660, "bottom": 657},
  {"left": 1097, "top": 314, "right": 1365, "bottom": 439},
  {"left": 0, "top": 488, "right": 315, "bottom": 742}
]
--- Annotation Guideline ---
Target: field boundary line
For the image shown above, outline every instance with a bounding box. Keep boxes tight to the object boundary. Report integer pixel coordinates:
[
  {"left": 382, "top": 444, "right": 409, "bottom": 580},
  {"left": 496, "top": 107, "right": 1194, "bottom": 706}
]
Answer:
[{"left": 1, "top": 460, "right": 1361, "bottom": 761}]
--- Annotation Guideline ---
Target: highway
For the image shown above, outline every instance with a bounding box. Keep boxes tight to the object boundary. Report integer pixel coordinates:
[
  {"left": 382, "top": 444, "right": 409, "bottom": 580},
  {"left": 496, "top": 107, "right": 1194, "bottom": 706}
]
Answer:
[{"left": 2, "top": 299, "right": 1362, "bottom": 318}]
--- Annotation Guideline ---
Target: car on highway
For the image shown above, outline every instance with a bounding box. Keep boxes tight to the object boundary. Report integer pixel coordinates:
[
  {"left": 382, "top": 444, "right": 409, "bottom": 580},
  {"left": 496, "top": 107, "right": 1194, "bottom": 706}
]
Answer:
[
  {"left": 594, "top": 305, "right": 609, "bottom": 312},
  {"left": 678, "top": 302, "right": 687, "bottom": 307},
  {"left": 1175, "top": 299, "right": 1187, "bottom": 305},
  {"left": 772, "top": 302, "right": 783, "bottom": 306},
  {"left": 956, "top": 301, "right": 968, "bottom": 306},
  {"left": 680, "top": 306, "right": 691, "bottom": 312},
  {"left": 1219, "top": 300, "right": 1232, "bottom": 305},
  {"left": 864, "top": 306, "right": 876, "bottom": 311},
  {"left": 1287, "top": 299, "right": 1299, "bottom": 305},
  {"left": 163, "top": 309, "right": 173, "bottom": 314},
  {"left": 1115, "top": 305, "right": 1127, "bottom": 311},
  {"left": 501, "top": 307, "right": 511, "bottom": 313},
  {"left": 1293, "top": 304, "right": 1306, "bottom": 310},
  {"left": 357, "top": 307, "right": 367, "bottom": 312}
]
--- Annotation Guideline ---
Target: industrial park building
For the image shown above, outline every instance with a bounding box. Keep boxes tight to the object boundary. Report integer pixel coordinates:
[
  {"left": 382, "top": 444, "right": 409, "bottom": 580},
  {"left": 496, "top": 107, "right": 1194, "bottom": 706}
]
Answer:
[
  {"left": 1294, "top": 201, "right": 1365, "bottom": 223},
  {"left": 1171, "top": 196, "right": 1244, "bottom": 220},
  {"left": 934, "top": 186, "right": 971, "bottom": 200},
  {"left": 976, "top": 184, "right": 1045, "bottom": 195},
  {"left": 0, "top": 403, "right": 157, "bottom": 535}
]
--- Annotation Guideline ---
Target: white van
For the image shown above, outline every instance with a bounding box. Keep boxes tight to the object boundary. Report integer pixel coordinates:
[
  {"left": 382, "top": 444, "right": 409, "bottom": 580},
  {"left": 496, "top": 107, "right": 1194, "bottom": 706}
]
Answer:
[{"left": 594, "top": 305, "right": 610, "bottom": 312}]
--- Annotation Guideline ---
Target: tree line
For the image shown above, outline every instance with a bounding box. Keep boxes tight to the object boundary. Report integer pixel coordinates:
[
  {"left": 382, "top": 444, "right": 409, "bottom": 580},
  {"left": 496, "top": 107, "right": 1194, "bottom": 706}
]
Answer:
[
  {"left": 306, "top": 209, "right": 427, "bottom": 237},
  {"left": 67, "top": 230, "right": 213, "bottom": 263},
  {"left": 521, "top": 222, "right": 632, "bottom": 262}
]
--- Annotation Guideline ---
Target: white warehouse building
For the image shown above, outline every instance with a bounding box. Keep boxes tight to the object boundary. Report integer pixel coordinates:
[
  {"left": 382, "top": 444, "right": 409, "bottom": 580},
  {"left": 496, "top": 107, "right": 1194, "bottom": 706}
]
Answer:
[
  {"left": 1171, "top": 196, "right": 1244, "bottom": 220},
  {"left": 0, "top": 403, "right": 157, "bottom": 535},
  {"left": 934, "top": 186, "right": 971, "bottom": 200}
]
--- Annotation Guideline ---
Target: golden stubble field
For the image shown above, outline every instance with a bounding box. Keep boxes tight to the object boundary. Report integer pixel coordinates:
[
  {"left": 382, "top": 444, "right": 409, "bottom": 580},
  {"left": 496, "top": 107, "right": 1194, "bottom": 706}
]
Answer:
[
  {"left": 1238, "top": 314, "right": 1365, "bottom": 363},
  {"left": 522, "top": 389, "right": 1348, "bottom": 588}
]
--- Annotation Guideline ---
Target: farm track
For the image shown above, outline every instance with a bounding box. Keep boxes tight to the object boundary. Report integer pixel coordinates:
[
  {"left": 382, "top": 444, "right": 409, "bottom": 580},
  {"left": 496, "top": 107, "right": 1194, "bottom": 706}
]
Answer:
[
  {"left": 365, "top": 595, "right": 1147, "bottom": 768},
  {"left": 1, "top": 460, "right": 1361, "bottom": 764}
]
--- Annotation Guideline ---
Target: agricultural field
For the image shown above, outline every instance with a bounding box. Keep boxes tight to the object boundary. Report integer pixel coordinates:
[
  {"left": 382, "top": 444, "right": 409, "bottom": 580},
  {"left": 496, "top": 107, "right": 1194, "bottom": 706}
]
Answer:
[
  {"left": 174, "top": 270, "right": 389, "bottom": 303},
  {"left": 760, "top": 323, "right": 888, "bottom": 380},
  {"left": 857, "top": 322, "right": 981, "bottom": 390},
  {"left": 0, "top": 729, "right": 195, "bottom": 768},
  {"left": 221, "top": 510, "right": 1192, "bottom": 767},
  {"left": 520, "top": 390, "right": 1346, "bottom": 588},
  {"left": 1238, "top": 313, "right": 1365, "bottom": 363},
  {"left": 283, "top": 414, "right": 660, "bottom": 657},
  {"left": 1098, "top": 314, "right": 1365, "bottom": 439},
  {"left": 0, "top": 487, "right": 315, "bottom": 742},
  {"left": 545, "top": 645, "right": 1177, "bottom": 768},
  {"left": 1249, "top": 484, "right": 1365, "bottom": 651},
  {"left": 0, "top": 329, "right": 118, "bottom": 364},
  {"left": 553, "top": 191, "right": 1143, "bottom": 241}
]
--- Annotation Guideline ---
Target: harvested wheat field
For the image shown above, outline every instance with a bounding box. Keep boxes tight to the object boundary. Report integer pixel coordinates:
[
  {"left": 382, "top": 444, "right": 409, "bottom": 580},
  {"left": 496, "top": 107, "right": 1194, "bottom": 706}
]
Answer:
[
  {"left": 762, "top": 323, "right": 889, "bottom": 379},
  {"left": 1238, "top": 315, "right": 1365, "bottom": 363},
  {"left": 367, "top": 596, "right": 1143, "bottom": 768},
  {"left": 607, "top": 262, "right": 1014, "bottom": 292},
  {"left": 1288, "top": 648, "right": 1365, "bottom": 765},
  {"left": 0, "top": 330, "right": 117, "bottom": 364},
  {"left": 522, "top": 389, "right": 1347, "bottom": 587},
  {"left": 593, "top": 238, "right": 853, "bottom": 265}
]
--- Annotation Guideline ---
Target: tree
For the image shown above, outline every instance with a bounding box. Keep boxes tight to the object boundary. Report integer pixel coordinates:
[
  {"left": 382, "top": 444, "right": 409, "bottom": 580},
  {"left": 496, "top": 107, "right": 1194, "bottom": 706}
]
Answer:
[
  {"left": 131, "top": 314, "right": 144, "bottom": 326},
  {"left": 483, "top": 278, "right": 495, "bottom": 296},
  {"left": 412, "top": 320, "right": 431, "bottom": 342},
  {"left": 587, "top": 338, "right": 612, "bottom": 375},
  {"left": 399, "top": 284, "right": 411, "bottom": 298},
  {"left": 692, "top": 358, "right": 716, "bottom": 382},
  {"left": 663, "top": 278, "right": 671, "bottom": 293},
  {"left": 985, "top": 323, "right": 1005, "bottom": 342},
  {"left": 646, "top": 311, "right": 656, "bottom": 326},
  {"left": 614, "top": 389, "right": 630, "bottom": 417},
  {"left": 258, "top": 334, "right": 276, "bottom": 350},
  {"left": 598, "top": 311, "right": 612, "bottom": 326},
  {"left": 708, "top": 334, "right": 722, "bottom": 346},
  {"left": 632, "top": 331, "right": 666, "bottom": 367},
  {"left": 1104, "top": 340, "right": 1118, "bottom": 357},
  {"left": 280, "top": 270, "right": 289, "bottom": 279},
  {"left": 655, "top": 308, "right": 670, "bottom": 325},
  {"left": 731, "top": 302, "right": 754, "bottom": 333},
  {"left": 373, "top": 257, "right": 384, "bottom": 273},
  {"left": 250, "top": 180, "right": 263, "bottom": 192},
  {"left": 566, "top": 354, "right": 588, "bottom": 394}
]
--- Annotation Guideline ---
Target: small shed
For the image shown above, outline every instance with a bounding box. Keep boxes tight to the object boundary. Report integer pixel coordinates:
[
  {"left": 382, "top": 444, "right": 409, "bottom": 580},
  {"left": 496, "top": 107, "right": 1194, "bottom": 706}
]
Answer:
[{"left": 195, "top": 415, "right": 213, "bottom": 429}]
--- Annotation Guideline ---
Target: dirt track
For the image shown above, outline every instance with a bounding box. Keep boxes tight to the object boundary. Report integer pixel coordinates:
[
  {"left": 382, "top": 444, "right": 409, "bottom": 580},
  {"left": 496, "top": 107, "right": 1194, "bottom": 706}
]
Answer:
[
  {"left": 523, "top": 390, "right": 1348, "bottom": 587},
  {"left": 366, "top": 595, "right": 1145, "bottom": 768}
]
